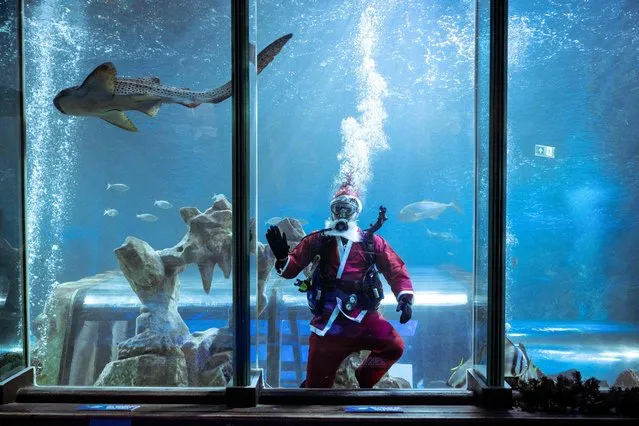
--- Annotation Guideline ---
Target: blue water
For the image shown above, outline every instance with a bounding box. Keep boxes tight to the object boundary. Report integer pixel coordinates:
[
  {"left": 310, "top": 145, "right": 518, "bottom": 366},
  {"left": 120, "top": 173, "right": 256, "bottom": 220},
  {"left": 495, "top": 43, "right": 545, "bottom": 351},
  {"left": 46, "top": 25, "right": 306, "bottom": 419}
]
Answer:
[{"left": 0, "top": 0, "right": 636, "bottom": 387}]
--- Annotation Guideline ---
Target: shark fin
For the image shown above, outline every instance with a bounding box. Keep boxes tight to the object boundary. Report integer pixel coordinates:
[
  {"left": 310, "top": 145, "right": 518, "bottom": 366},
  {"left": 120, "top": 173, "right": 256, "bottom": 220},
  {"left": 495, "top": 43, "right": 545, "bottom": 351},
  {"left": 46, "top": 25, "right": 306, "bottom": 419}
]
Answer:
[
  {"left": 177, "top": 101, "right": 200, "bottom": 108},
  {"left": 99, "top": 110, "right": 137, "bottom": 132},
  {"left": 198, "top": 262, "right": 215, "bottom": 294},
  {"left": 136, "top": 100, "right": 162, "bottom": 117},
  {"left": 81, "top": 62, "right": 117, "bottom": 94}
]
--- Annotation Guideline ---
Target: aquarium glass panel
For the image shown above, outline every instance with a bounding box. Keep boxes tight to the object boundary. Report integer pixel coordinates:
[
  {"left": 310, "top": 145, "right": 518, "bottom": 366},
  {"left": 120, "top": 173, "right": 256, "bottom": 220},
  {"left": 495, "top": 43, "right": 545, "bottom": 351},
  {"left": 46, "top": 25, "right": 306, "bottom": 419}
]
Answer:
[
  {"left": 24, "top": 0, "right": 235, "bottom": 387},
  {"left": 256, "top": 0, "right": 475, "bottom": 389},
  {"left": 505, "top": 0, "right": 639, "bottom": 388},
  {"left": 472, "top": 0, "right": 490, "bottom": 384},
  {"left": 0, "top": 0, "right": 27, "bottom": 381}
]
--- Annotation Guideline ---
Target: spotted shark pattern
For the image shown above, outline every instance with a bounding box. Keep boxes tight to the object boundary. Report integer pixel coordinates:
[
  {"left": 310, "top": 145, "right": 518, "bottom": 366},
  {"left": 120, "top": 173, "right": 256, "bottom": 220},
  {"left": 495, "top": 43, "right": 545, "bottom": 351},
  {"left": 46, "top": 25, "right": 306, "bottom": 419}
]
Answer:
[{"left": 53, "top": 33, "right": 293, "bottom": 131}]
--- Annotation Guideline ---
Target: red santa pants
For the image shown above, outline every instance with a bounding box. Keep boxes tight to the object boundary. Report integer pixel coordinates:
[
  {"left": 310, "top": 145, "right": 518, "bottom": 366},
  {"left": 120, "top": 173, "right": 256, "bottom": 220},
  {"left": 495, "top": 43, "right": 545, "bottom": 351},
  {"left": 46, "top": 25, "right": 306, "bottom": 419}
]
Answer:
[{"left": 304, "top": 311, "right": 405, "bottom": 388}]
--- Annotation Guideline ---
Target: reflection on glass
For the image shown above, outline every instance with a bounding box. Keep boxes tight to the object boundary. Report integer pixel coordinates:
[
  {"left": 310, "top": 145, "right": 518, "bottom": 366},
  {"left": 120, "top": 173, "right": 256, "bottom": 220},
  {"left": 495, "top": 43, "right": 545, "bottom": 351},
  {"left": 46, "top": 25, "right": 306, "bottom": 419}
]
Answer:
[
  {"left": 22, "top": 0, "right": 249, "bottom": 387},
  {"left": 257, "top": 0, "right": 475, "bottom": 389},
  {"left": 0, "top": 0, "right": 26, "bottom": 381},
  {"left": 506, "top": 0, "right": 639, "bottom": 388}
]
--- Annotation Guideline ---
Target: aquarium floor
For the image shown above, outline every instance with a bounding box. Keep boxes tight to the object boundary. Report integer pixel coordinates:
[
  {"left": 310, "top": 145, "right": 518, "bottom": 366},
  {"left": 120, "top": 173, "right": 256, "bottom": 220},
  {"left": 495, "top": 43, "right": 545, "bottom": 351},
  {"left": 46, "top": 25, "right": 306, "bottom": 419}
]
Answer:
[{"left": 0, "top": 403, "right": 635, "bottom": 425}]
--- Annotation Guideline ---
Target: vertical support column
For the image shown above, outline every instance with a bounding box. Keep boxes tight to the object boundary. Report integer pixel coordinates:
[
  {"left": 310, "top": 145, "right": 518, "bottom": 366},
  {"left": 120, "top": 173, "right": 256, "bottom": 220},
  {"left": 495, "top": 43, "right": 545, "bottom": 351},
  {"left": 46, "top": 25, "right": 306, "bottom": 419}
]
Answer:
[
  {"left": 232, "top": 0, "right": 250, "bottom": 388},
  {"left": 18, "top": 0, "right": 30, "bottom": 368},
  {"left": 487, "top": 0, "right": 508, "bottom": 388}
]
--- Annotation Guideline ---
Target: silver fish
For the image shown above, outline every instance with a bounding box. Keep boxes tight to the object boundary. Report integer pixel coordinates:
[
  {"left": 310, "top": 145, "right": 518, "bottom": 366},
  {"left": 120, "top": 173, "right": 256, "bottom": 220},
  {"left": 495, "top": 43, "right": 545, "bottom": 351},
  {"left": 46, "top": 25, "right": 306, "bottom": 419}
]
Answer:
[
  {"left": 53, "top": 34, "right": 293, "bottom": 132},
  {"left": 399, "top": 199, "right": 462, "bottom": 222},
  {"left": 426, "top": 228, "right": 461, "bottom": 243},
  {"left": 107, "top": 183, "right": 129, "bottom": 192},
  {"left": 154, "top": 200, "right": 173, "bottom": 209},
  {"left": 103, "top": 208, "right": 119, "bottom": 217},
  {"left": 136, "top": 213, "right": 158, "bottom": 222}
]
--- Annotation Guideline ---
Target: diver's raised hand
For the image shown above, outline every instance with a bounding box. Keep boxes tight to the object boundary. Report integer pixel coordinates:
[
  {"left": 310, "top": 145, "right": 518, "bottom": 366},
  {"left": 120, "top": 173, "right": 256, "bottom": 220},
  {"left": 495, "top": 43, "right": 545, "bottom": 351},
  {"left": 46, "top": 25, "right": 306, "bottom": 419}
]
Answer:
[
  {"left": 266, "top": 225, "right": 289, "bottom": 261},
  {"left": 396, "top": 293, "right": 413, "bottom": 324}
]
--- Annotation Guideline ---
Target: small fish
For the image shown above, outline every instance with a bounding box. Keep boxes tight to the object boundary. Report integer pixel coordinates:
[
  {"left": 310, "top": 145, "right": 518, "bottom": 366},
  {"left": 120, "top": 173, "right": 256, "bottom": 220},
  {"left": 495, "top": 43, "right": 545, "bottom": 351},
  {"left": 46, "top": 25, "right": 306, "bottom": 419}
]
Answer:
[
  {"left": 426, "top": 228, "right": 462, "bottom": 243},
  {"left": 136, "top": 213, "right": 158, "bottom": 222},
  {"left": 107, "top": 183, "right": 129, "bottom": 192},
  {"left": 103, "top": 208, "right": 119, "bottom": 217},
  {"left": 154, "top": 200, "right": 173, "bottom": 209},
  {"left": 446, "top": 251, "right": 455, "bottom": 256},
  {"left": 53, "top": 34, "right": 293, "bottom": 132},
  {"left": 399, "top": 198, "right": 462, "bottom": 222}
]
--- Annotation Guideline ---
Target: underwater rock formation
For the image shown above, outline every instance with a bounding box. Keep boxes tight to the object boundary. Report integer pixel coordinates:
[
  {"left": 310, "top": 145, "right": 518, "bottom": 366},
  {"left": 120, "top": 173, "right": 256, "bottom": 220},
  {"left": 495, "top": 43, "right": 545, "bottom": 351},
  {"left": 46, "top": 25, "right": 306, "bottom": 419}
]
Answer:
[
  {"left": 95, "top": 196, "right": 307, "bottom": 387},
  {"left": 333, "top": 351, "right": 411, "bottom": 389},
  {"left": 613, "top": 368, "right": 639, "bottom": 389},
  {"left": 95, "top": 329, "right": 188, "bottom": 387},
  {"left": 115, "top": 236, "right": 190, "bottom": 343},
  {"left": 33, "top": 271, "right": 123, "bottom": 385},
  {"left": 181, "top": 327, "right": 233, "bottom": 387}
]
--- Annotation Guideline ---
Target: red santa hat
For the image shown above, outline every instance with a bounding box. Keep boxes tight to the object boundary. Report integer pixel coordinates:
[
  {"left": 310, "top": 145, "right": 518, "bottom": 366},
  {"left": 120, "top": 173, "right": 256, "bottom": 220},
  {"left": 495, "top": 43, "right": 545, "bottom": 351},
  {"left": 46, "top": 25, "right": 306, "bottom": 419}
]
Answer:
[{"left": 332, "top": 179, "right": 363, "bottom": 214}]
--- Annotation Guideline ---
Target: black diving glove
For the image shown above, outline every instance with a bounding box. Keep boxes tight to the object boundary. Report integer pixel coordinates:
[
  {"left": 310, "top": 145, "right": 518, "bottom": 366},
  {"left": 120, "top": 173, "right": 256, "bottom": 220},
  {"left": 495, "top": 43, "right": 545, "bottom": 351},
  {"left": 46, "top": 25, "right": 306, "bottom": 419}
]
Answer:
[
  {"left": 396, "top": 294, "right": 413, "bottom": 324},
  {"left": 266, "top": 225, "right": 290, "bottom": 261}
]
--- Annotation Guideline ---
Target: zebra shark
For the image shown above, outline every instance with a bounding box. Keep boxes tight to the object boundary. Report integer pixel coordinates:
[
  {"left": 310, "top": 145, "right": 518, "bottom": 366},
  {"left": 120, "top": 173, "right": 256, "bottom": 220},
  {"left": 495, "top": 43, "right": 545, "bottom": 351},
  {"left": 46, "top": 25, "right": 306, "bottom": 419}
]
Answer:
[{"left": 53, "top": 33, "right": 292, "bottom": 132}]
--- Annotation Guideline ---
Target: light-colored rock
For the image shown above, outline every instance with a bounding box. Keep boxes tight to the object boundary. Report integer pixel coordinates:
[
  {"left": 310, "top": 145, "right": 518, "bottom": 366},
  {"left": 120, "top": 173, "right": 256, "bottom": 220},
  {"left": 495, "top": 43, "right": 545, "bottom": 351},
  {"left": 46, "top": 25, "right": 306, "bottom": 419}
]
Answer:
[
  {"left": 333, "top": 351, "right": 411, "bottom": 389},
  {"left": 118, "top": 329, "right": 175, "bottom": 359},
  {"left": 613, "top": 368, "right": 639, "bottom": 389},
  {"left": 181, "top": 328, "right": 233, "bottom": 386},
  {"left": 114, "top": 237, "right": 189, "bottom": 345},
  {"left": 95, "top": 348, "right": 188, "bottom": 387}
]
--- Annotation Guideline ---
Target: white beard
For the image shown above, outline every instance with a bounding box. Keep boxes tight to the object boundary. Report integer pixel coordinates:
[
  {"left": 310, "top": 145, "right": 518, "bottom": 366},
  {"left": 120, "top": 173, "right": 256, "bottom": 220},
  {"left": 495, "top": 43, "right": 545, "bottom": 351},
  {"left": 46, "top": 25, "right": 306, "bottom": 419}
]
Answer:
[{"left": 324, "top": 219, "right": 361, "bottom": 242}]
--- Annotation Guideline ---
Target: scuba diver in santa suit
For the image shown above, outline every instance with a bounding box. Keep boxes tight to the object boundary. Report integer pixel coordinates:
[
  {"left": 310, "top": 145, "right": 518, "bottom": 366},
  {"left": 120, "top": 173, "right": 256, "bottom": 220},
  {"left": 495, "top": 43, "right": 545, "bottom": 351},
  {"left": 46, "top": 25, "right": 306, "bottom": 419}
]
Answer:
[{"left": 266, "top": 181, "right": 414, "bottom": 388}]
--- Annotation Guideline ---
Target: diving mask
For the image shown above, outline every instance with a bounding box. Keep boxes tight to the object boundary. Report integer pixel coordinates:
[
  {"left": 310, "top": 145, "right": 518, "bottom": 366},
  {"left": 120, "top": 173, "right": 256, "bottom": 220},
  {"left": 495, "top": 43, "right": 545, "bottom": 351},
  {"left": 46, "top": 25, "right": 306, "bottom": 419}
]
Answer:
[{"left": 330, "top": 195, "right": 361, "bottom": 222}]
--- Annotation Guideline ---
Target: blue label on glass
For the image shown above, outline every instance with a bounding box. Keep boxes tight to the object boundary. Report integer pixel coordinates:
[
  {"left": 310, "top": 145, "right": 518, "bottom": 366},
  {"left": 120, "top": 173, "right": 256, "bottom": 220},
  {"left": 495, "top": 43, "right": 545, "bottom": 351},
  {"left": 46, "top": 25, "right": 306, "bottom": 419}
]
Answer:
[
  {"left": 89, "top": 420, "right": 132, "bottom": 426},
  {"left": 344, "top": 406, "right": 403, "bottom": 413},
  {"left": 77, "top": 404, "right": 140, "bottom": 411}
]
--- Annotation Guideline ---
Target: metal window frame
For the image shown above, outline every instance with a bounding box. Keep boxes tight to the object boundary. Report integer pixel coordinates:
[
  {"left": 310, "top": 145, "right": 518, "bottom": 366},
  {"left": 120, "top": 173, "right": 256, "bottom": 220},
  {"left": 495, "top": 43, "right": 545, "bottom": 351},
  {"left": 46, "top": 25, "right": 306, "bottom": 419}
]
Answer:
[{"left": 5, "top": 0, "right": 510, "bottom": 407}]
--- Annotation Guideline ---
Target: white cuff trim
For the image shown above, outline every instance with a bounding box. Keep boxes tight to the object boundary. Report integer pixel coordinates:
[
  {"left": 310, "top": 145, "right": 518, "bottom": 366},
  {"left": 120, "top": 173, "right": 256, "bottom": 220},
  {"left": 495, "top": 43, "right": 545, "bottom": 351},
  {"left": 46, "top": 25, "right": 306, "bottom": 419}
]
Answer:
[
  {"left": 397, "top": 290, "right": 414, "bottom": 301},
  {"left": 275, "top": 256, "right": 291, "bottom": 276}
]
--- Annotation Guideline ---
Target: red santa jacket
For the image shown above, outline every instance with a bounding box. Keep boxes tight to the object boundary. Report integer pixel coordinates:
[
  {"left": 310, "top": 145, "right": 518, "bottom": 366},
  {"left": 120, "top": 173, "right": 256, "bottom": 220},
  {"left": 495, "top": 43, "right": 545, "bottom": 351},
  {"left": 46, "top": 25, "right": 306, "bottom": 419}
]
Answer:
[{"left": 276, "top": 228, "right": 414, "bottom": 336}]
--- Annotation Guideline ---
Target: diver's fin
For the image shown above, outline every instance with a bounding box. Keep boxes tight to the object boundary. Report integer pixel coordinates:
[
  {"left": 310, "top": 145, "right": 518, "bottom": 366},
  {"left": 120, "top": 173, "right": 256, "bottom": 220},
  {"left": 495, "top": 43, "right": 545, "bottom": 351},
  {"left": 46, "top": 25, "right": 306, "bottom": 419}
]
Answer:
[
  {"left": 81, "top": 62, "right": 117, "bottom": 94},
  {"left": 99, "top": 110, "right": 137, "bottom": 132},
  {"left": 198, "top": 261, "right": 215, "bottom": 294},
  {"left": 136, "top": 100, "right": 162, "bottom": 117}
]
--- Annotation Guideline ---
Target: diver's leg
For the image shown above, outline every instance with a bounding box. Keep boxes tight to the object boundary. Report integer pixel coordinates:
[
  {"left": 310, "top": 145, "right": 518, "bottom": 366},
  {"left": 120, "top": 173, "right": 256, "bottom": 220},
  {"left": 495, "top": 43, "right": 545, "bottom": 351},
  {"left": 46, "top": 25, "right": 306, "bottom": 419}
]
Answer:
[
  {"left": 304, "top": 332, "right": 354, "bottom": 388},
  {"left": 354, "top": 312, "right": 405, "bottom": 388}
]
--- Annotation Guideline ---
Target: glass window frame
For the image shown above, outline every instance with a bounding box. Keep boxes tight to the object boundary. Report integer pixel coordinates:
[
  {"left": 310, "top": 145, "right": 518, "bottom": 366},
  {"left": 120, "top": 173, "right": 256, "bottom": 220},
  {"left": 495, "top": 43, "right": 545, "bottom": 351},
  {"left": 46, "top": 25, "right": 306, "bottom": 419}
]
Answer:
[{"left": 5, "top": 0, "right": 511, "bottom": 407}]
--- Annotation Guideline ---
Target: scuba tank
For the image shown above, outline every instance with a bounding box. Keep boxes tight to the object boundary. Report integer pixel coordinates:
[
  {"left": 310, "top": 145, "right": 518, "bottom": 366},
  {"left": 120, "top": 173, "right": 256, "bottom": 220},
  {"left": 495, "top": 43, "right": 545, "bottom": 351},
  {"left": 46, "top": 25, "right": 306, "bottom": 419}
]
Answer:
[{"left": 294, "top": 206, "right": 389, "bottom": 314}]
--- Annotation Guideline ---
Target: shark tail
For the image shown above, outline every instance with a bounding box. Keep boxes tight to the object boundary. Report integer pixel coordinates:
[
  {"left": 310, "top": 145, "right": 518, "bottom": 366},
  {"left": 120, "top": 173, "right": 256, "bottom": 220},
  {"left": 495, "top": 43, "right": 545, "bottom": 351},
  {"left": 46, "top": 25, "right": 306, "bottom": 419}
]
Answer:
[
  {"left": 256, "top": 33, "right": 293, "bottom": 75},
  {"left": 199, "top": 33, "right": 293, "bottom": 105}
]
